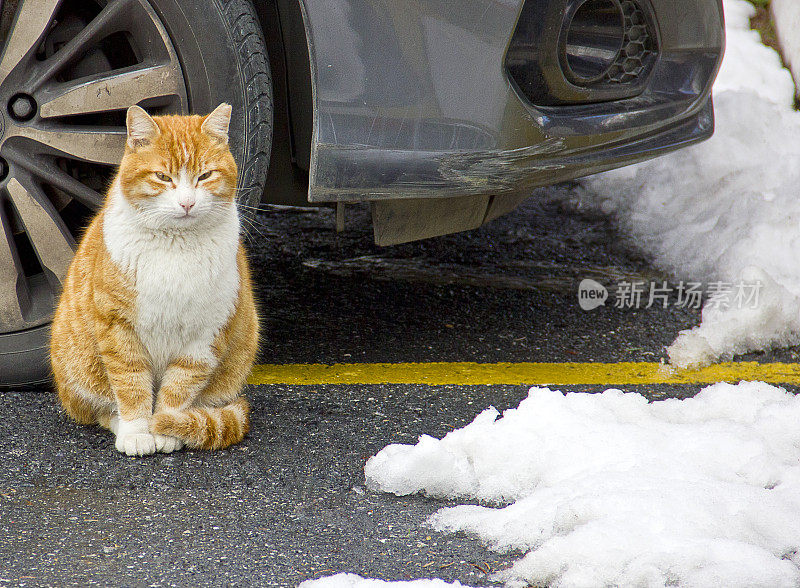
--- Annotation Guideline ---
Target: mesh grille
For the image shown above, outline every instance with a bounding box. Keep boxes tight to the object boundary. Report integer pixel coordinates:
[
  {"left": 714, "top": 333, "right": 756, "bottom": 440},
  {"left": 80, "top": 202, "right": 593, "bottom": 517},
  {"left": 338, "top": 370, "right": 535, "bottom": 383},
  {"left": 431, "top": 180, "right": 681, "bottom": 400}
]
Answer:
[
  {"left": 603, "top": 0, "right": 657, "bottom": 84},
  {"left": 503, "top": 0, "right": 662, "bottom": 105}
]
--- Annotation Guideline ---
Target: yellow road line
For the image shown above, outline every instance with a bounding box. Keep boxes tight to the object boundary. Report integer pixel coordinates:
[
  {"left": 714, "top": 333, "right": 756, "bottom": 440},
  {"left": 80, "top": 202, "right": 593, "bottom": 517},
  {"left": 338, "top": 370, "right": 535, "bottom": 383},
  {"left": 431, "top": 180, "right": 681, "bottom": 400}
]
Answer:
[{"left": 247, "top": 362, "right": 800, "bottom": 386}]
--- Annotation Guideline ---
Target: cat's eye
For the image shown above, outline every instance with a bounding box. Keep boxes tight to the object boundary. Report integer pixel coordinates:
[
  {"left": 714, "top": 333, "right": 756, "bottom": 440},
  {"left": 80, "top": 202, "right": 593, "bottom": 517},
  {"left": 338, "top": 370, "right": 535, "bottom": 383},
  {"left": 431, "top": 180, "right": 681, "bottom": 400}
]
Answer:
[
  {"left": 198, "top": 171, "right": 213, "bottom": 181},
  {"left": 155, "top": 171, "right": 172, "bottom": 183}
]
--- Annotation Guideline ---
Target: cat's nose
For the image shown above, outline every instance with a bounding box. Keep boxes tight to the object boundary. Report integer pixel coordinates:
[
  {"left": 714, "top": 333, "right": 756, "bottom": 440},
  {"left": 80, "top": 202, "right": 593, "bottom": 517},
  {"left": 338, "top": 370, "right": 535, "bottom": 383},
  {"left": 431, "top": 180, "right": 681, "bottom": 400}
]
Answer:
[{"left": 180, "top": 202, "right": 195, "bottom": 214}]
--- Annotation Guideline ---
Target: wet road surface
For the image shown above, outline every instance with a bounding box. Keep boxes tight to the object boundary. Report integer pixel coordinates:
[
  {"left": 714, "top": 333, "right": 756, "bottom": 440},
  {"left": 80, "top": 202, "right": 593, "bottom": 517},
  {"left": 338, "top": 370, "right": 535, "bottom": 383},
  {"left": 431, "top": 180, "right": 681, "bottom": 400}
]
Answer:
[{"left": 2, "top": 185, "right": 796, "bottom": 586}]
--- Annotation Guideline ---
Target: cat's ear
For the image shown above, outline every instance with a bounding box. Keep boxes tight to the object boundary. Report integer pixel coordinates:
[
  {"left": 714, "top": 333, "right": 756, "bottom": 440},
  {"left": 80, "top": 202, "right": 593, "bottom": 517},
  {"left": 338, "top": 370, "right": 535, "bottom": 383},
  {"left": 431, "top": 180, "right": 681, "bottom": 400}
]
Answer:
[
  {"left": 126, "top": 105, "right": 159, "bottom": 150},
  {"left": 201, "top": 103, "right": 232, "bottom": 144}
]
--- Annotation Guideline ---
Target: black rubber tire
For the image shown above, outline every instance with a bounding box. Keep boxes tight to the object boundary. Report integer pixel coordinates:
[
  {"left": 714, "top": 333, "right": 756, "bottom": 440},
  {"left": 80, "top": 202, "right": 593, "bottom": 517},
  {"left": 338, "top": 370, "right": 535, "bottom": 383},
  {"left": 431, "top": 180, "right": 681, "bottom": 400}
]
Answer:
[
  {"left": 150, "top": 0, "right": 274, "bottom": 215},
  {"left": 0, "top": 0, "right": 273, "bottom": 388}
]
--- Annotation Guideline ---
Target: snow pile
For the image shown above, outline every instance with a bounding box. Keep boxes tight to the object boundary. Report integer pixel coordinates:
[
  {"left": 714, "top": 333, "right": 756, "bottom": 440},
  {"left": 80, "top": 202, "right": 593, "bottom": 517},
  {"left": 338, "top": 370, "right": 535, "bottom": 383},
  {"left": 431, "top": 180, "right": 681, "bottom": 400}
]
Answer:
[
  {"left": 366, "top": 384, "right": 800, "bottom": 587},
  {"left": 299, "top": 575, "right": 474, "bottom": 588},
  {"left": 714, "top": 0, "right": 796, "bottom": 104},
  {"left": 767, "top": 0, "right": 800, "bottom": 89},
  {"left": 578, "top": 0, "right": 800, "bottom": 368}
]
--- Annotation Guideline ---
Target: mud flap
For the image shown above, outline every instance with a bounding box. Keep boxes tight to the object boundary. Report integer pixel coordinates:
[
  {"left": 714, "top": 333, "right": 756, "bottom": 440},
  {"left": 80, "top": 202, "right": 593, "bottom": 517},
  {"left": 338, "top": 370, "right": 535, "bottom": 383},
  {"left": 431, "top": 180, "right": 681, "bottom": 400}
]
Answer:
[{"left": 371, "top": 193, "right": 531, "bottom": 245}]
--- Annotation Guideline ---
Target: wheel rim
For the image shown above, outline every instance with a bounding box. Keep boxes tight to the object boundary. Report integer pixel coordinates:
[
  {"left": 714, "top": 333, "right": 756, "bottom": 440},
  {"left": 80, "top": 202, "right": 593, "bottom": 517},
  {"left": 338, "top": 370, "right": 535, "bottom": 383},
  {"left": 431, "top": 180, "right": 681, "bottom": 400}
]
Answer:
[{"left": 0, "top": 0, "right": 188, "bottom": 334}]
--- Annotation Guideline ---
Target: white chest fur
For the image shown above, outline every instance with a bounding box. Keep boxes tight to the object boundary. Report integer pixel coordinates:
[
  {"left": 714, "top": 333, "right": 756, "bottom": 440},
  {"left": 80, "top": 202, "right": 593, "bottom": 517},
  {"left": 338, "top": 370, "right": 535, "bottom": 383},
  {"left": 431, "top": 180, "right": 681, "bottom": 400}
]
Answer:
[{"left": 103, "top": 186, "right": 241, "bottom": 380}]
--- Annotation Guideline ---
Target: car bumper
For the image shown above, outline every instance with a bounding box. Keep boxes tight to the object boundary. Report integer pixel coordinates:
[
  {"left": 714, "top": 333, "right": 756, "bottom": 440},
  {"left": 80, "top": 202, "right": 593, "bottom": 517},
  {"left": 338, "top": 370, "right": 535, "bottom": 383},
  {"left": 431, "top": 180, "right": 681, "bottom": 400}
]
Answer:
[{"left": 300, "top": 0, "right": 724, "bottom": 203}]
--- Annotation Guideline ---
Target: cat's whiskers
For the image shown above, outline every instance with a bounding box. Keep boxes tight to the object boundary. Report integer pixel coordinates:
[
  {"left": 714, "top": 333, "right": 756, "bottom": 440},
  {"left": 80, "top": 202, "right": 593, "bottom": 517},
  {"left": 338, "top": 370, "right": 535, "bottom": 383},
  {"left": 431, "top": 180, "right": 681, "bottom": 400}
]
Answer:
[{"left": 238, "top": 216, "right": 265, "bottom": 240}]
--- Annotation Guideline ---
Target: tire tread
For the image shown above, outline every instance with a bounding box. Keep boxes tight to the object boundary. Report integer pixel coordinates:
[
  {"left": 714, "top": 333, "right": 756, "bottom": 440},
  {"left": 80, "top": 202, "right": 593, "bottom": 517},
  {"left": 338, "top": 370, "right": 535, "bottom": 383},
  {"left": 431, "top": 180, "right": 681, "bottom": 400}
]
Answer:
[{"left": 214, "top": 0, "right": 274, "bottom": 218}]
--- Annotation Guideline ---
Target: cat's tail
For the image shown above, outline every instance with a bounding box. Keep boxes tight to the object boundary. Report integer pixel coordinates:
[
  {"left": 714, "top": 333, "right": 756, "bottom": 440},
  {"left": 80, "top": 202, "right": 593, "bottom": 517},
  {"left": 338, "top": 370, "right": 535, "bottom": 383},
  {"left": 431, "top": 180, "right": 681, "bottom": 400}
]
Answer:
[{"left": 151, "top": 396, "right": 250, "bottom": 450}]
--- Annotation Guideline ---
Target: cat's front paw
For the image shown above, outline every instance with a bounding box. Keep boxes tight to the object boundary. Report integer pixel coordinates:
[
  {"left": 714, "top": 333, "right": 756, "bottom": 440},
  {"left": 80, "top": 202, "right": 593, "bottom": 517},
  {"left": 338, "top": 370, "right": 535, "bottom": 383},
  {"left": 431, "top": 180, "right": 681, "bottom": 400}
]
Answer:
[
  {"left": 154, "top": 434, "right": 184, "bottom": 453},
  {"left": 116, "top": 433, "right": 157, "bottom": 456},
  {"left": 115, "top": 417, "right": 156, "bottom": 456}
]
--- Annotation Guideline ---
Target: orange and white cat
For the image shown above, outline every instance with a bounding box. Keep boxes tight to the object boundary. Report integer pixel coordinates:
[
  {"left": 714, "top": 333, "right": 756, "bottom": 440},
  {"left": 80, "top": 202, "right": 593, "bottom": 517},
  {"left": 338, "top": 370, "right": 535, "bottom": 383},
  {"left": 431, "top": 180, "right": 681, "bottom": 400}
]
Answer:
[{"left": 50, "top": 104, "right": 259, "bottom": 456}]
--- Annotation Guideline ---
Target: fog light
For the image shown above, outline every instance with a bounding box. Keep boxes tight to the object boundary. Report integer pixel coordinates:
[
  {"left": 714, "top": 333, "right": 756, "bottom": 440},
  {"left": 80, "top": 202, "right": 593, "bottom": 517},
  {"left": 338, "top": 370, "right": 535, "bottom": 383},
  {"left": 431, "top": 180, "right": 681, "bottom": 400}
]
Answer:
[{"left": 563, "top": 0, "right": 625, "bottom": 84}]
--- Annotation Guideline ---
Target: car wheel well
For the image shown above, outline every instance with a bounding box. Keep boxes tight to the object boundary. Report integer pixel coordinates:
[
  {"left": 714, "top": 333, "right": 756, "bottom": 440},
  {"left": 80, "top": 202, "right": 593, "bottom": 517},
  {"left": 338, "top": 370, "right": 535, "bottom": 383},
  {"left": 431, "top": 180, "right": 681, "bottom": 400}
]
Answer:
[{"left": 254, "top": 0, "right": 315, "bottom": 207}]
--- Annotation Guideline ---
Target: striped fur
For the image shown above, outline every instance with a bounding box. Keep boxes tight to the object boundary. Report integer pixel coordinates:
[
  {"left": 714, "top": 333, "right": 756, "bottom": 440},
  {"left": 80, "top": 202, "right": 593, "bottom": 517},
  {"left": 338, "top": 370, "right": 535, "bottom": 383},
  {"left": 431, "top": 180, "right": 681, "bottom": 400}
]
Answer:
[
  {"left": 50, "top": 105, "right": 259, "bottom": 455},
  {"left": 152, "top": 397, "right": 250, "bottom": 451}
]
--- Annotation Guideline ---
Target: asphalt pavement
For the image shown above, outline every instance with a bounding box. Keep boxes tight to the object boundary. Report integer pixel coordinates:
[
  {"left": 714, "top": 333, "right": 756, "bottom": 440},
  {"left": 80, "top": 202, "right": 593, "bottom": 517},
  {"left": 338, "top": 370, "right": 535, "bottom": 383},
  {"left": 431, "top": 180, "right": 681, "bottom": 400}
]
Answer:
[{"left": 2, "top": 185, "right": 796, "bottom": 587}]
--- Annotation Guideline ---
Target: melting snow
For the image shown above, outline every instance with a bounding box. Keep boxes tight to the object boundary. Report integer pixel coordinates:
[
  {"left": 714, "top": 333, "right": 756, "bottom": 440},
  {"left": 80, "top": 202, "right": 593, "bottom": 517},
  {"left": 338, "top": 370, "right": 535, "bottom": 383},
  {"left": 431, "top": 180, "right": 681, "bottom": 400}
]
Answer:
[
  {"left": 578, "top": 0, "right": 800, "bottom": 367},
  {"left": 365, "top": 383, "right": 800, "bottom": 587}
]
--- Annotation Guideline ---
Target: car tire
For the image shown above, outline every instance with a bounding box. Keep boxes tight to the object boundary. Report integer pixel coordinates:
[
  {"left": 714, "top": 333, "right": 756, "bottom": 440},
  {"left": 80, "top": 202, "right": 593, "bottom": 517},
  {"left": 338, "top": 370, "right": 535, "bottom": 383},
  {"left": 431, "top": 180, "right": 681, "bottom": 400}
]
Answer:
[
  {"left": 151, "top": 0, "right": 274, "bottom": 219},
  {"left": 0, "top": 0, "right": 273, "bottom": 388}
]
